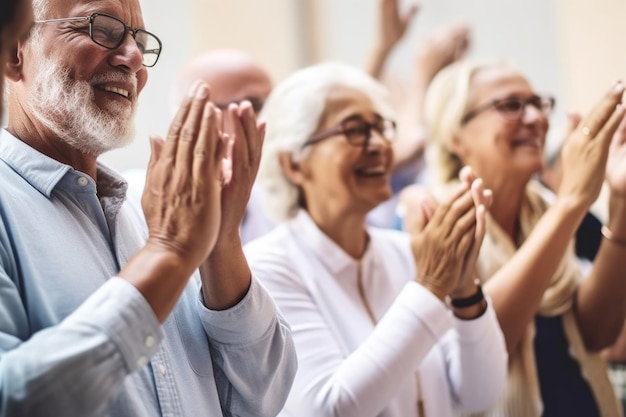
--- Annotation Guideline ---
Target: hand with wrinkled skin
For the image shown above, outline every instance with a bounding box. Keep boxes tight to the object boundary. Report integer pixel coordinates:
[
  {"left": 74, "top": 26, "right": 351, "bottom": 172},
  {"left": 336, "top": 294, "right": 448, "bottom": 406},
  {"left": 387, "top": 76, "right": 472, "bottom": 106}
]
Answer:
[
  {"left": 452, "top": 168, "right": 492, "bottom": 299},
  {"left": 407, "top": 182, "right": 477, "bottom": 301},
  {"left": 200, "top": 100, "right": 267, "bottom": 311},
  {"left": 217, "top": 101, "right": 266, "bottom": 238},
  {"left": 141, "top": 81, "right": 225, "bottom": 266},
  {"left": 558, "top": 82, "right": 625, "bottom": 211},
  {"left": 402, "top": 167, "right": 491, "bottom": 300},
  {"left": 120, "top": 81, "right": 227, "bottom": 322}
]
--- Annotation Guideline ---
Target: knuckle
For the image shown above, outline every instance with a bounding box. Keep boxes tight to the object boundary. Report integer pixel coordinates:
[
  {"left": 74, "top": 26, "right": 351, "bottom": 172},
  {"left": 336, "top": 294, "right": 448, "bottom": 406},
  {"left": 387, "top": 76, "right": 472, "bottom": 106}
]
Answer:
[{"left": 180, "top": 125, "right": 197, "bottom": 141}]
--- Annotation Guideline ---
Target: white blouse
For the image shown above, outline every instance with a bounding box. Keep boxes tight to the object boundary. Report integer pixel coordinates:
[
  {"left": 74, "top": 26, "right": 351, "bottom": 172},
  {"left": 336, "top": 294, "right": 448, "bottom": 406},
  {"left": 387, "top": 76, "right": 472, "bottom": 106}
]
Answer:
[{"left": 245, "top": 210, "right": 507, "bottom": 417}]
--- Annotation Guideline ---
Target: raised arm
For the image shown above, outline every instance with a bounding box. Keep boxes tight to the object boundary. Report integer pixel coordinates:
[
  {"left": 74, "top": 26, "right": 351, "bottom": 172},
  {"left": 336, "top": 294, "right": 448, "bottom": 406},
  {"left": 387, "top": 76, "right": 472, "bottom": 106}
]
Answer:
[
  {"left": 121, "top": 81, "right": 226, "bottom": 320},
  {"left": 483, "top": 82, "right": 625, "bottom": 353},
  {"left": 575, "top": 108, "right": 626, "bottom": 350},
  {"left": 198, "top": 101, "right": 297, "bottom": 417},
  {"left": 393, "top": 23, "right": 470, "bottom": 172},
  {"left": 364, "top": 0, "right": 419, "bottom": 80}
]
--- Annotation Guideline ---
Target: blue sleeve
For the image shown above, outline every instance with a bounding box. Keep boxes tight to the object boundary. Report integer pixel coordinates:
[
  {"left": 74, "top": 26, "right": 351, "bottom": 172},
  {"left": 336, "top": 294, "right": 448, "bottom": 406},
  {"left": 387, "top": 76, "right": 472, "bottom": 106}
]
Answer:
[
  {"left": 0, "top": 276, "right": 162, "bottom": 417},
  {"left": 199, "top": 277, "right": 297, "bottom": 417}
]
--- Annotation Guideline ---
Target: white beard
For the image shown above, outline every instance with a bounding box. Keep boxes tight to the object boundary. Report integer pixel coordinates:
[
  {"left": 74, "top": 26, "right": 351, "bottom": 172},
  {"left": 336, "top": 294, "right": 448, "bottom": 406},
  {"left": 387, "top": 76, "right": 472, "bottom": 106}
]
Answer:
[{"left": 25, "top": 55, "right": 138, "bottom": 156}]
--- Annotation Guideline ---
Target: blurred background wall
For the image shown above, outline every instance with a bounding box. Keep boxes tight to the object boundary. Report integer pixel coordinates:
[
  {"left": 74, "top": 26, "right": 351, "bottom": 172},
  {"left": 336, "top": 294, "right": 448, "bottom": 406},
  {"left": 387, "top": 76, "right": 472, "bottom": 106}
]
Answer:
[{"left": 100, "top": 0, "right": 626, "bottom": 172}]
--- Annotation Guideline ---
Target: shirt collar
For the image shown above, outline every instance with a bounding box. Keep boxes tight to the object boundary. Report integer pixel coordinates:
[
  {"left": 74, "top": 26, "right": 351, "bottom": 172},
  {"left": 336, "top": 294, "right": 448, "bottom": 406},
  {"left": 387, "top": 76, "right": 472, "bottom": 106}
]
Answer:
[
  {"left": 0, "top": 128, "right": 127, "bottom": 199},
  {"left": 289, "top": 209, "right": 372, "bottom": 275}
]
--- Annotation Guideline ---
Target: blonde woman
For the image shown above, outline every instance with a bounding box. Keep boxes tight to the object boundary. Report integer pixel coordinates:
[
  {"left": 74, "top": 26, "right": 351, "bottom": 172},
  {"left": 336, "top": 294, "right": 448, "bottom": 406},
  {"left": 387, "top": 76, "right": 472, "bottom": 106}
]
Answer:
[{"left": 402, "top": 59, "right": 626, "bottom": 416}]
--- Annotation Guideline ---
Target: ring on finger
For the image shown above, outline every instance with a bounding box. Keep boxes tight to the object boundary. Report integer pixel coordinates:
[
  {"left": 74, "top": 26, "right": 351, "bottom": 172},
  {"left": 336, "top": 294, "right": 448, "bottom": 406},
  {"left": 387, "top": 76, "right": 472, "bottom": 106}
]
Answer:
[{"left": 582, "top": 126, "right": 592, "bottom": 136}]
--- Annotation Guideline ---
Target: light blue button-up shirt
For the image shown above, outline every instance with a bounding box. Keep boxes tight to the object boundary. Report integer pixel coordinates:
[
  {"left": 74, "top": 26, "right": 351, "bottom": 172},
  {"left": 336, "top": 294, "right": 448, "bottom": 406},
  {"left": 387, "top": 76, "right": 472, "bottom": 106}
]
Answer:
[{"left": 0, "top": 129, "right": 296, "bottom": 417}]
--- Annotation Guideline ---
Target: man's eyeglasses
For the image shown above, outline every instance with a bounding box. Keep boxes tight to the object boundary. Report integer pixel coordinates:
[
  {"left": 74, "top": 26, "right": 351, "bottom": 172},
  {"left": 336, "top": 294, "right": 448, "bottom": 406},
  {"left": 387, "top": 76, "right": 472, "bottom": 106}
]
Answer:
[
  {"left": 461, "top": 95, "right": 555, "bottom": 125},
  {"left": 35, "top": 13, "right": 162, "bottom": 67},
  {"left": 302, "top": 117, "right": 396, "bottom": 149},
  {"left": 215, "top": 96, "right": 265, "bottom": 115}
]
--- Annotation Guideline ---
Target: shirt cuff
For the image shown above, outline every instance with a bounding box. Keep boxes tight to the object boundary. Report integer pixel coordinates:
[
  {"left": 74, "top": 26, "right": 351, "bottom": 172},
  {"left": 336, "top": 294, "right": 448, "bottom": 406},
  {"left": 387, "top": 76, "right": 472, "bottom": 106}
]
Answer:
[
  {"left": 60, "top": 277, "right": 162, "bottom": 373},
  {"left": 453, "top": 296, "right": 500, "bottom": 342},
  {"left": 198, "top": 277, "right": 277, "bottom": 346},
  {"left": 398, "top": 281, "right": 454, "bottom": 340}
]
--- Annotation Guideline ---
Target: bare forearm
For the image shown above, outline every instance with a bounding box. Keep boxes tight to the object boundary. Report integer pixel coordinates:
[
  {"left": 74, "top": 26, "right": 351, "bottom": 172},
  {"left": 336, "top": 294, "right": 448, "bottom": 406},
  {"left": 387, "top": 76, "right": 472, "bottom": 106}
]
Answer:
[
  {"left": 200, "top": 236, "right": 251, "bottom": 310},
  {"left": 364, "top": 44, "right": 391, "bottom": 80},
  {"left": 576, "top": 193, "right": 626, "bottom": 350},
  {"left": 484, "top": 198, "right": 586, "bottom": 353},
  {"left": 119, "top": 244, "right": 196, "bottom": 323},
  {"left": 392, "top": 82, "right": 428, "bottom": 171}
]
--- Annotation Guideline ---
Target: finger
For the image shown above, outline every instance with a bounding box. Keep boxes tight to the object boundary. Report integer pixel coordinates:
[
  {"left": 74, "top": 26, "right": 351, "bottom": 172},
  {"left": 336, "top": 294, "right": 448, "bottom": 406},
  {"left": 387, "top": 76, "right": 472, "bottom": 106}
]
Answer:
[
  {"left": 257, "top": 121, "right": 267, "bottom": 147},
  {"left": 470, "top": 177, "right": 487, "bottom": 208},
  {"left": 611, "top": 111, "right": 626, "bottom": 148},
  {"left": 577, "top": 81, "right": 624, "bottom": 139},
  {"left": 453, "top": 209, "right": 477, "bottom": 261},
  {"left": 142, "top": 135, "right": 165, "bottom": 210},
  {"left": 448, "top": 201, "right": 477, "bottom": 240},
  {"left": 192, "top": 103, "right": 220, "bottom": 189},
  {"left": 463, "top": 204, "right": 486, "bottom": 274},
  {"left": 225, "top": 104, "right": 251, "bottom": 186},
  {"left": 440, "top": 189, "right": 475, "bottom": 237},
  {"left": 164, "top": 81, "right": 202, "bottom": 164},
  {"left": 402, "top": 3, "right": 420, "bottom": 29},
  {"left": 428, "top": 182, "right": 470, "bottom": 226},
  {"left": 177, "top": 83, "right": 210, "bottom": 171},
  {"left": 221, "top": 134, "right": 235, "bottom": 186},
  {"left": 422, "top": 198, "right": 436, "bottom": 221},
  {"left": 566, "top": 111, "right": 582, "bottom": 134},
  {"left": 459, "top": 165, "right": 475, "bottom": 186},
  {"left": 474, "top": 204, "right": 487, "bottom": 248},
  {"left": 146, "top": 135, "right": 165, "bottom": 174},
  {"left": 596, "top": 104, "right": 626, "bottom": 157},
  {"left": 482, "top": 189, "right": 493, "bottom": 210},
  {"left": 404, "top": 202, "right": 428, "bottom": 234},
  {"left": 238, "top": 101, "right": 263, "bottom": 167}
]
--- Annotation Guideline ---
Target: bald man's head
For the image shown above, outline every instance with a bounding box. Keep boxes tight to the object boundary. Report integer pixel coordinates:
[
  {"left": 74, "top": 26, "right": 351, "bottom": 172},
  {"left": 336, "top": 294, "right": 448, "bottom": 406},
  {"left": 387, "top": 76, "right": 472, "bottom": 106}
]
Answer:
[{"left": 171, "top": 49, "right": 272, "bottom": 115}]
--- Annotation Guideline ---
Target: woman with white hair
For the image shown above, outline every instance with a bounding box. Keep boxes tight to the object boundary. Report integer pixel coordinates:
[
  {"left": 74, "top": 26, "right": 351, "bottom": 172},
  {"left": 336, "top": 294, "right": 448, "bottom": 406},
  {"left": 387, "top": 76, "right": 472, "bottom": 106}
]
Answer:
[
  {"left": 401, "top": 58, "right": 626, "bottom": 416},
  {"left": 244, "top": 62, "right": 507, "bottom": 417}
]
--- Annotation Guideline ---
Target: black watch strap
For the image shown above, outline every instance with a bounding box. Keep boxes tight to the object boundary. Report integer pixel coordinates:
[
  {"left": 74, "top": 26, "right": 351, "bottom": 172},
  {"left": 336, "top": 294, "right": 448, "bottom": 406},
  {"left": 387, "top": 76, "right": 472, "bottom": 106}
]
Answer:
[{"left": 450, "top": 284, "right": 484, "bottom": 308}]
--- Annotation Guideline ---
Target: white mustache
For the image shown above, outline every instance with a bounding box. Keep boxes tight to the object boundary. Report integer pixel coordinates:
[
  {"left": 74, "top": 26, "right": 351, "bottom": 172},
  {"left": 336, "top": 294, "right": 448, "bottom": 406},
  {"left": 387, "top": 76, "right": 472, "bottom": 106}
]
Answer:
[{"left": 91, "top": 72, "right": 138, "bottom": 97}]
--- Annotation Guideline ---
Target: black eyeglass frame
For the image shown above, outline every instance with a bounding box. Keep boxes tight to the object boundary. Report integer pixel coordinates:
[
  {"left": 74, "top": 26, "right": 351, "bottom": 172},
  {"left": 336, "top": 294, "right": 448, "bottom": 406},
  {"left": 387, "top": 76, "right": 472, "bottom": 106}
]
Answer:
[
  {"left": 461, "top": 94, "right": 556, "bottom": 125},
  {"left": 215, "top": 96, "right": 265, "bottom": 114},
  {"left": 301, "top": 117, "right": 397, "bottom": 150},
  {"left": 34, "top": 13, "right": 162, "bottom": 67}
]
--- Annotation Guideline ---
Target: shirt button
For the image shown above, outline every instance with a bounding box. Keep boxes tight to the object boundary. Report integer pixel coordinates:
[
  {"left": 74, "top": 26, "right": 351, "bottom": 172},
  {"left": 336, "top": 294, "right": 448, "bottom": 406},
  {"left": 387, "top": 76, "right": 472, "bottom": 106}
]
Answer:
[
  {"left": 145, "top": 335, "right": 156, "bottom": 348},
  {"left": 77, "top": 177, "right": 89, "bottom": 186},
  {"left": 137, "top": 356, "right": 148, "bottom": 368},
  {"left": 158, "top": 364, "right": 166, "bottom": 375}
]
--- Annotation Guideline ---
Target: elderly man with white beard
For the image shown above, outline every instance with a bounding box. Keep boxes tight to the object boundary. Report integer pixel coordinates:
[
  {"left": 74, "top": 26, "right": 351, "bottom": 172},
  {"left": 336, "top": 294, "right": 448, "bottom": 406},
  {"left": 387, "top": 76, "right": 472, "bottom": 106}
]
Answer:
[{"left": 0, "top": 0, "right": 297, "bottom": 416}]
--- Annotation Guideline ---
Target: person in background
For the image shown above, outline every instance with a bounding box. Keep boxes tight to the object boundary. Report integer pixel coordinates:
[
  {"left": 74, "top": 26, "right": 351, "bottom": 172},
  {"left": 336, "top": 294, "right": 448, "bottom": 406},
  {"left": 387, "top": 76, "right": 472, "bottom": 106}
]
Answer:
[
  {"left": 402, "top": 58, "right": 626, "bottom": 416},
  {"left": 0, "top": 0, "right": 296, "bottom": 415},
  {"left": 364, "top": 0, "right": 471, "bottom": 227},
  {"left": 246, "top": 61, "right": 507, "bottom": 417},
  {"left": 126, "top": 48, "right": 276, "bottom": 243}
]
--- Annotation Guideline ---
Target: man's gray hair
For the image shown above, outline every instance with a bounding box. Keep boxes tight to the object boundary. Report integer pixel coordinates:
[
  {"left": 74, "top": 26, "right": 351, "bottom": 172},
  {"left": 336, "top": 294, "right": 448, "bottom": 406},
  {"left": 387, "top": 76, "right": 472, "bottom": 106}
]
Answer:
[{"left": 258, "top": 61, "right": 395, "bottom": 222}]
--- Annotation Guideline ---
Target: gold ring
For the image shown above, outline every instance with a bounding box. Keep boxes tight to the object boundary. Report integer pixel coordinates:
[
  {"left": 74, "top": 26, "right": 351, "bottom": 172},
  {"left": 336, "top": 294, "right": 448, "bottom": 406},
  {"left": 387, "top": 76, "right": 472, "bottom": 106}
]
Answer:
[{"left": 582, "top": 126, "right": 591, "bottom": 136}]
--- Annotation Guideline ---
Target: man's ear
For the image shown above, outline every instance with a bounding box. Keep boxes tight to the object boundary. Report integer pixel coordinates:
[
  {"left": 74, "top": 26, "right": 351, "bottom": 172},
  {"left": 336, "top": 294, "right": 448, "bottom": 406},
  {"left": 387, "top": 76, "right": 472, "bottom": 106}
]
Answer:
[
  {"left": 278, "top": 151, "right": 305, "bottom": 185},
  {"left": 4, "top": 39, "right": 26, "bottom": 82}
]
